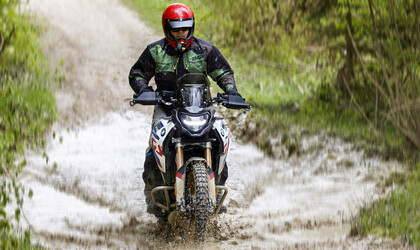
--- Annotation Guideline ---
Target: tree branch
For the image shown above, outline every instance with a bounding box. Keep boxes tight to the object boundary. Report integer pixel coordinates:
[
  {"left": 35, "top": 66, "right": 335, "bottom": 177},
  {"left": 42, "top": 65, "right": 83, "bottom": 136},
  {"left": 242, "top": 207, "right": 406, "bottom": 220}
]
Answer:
[
  {"left": 367, "top": 0, "right": 396, "bottom": 109},
  {"left": 341, "top": 70, "right": 381, "bottom": 137},
  {"left": 345, "top": 19, "right": 392, "bottom": 108},
  {"left": 0, "top": 26, "right": 16, "bottom": 59},
  {"left": 0, "top": 31, "right": 4, "bottom": 55}
]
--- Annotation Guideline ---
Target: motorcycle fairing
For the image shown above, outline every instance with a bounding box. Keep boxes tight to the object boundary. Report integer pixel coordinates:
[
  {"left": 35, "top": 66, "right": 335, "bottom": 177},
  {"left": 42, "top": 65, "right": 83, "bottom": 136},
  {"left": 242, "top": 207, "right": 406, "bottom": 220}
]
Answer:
[
  {"left": 151, "top": 119, "right": 175, "bottom": 173},
  {"left": 213, "top": 120, "right": 230, "bottom": 175}
]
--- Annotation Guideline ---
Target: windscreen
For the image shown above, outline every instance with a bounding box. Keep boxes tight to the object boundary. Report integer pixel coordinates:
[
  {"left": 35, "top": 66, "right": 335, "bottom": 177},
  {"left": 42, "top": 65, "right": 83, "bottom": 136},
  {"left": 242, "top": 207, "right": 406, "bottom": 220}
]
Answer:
[{"left": 177, "top": 74, "right": 211, "bottom": 113}]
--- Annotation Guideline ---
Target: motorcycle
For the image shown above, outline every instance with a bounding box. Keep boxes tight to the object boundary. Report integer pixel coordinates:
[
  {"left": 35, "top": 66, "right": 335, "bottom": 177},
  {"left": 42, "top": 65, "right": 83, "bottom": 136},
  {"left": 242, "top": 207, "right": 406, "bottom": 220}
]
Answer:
[{"left": 130, "top": 73, "right": 250, "bottom": 241}]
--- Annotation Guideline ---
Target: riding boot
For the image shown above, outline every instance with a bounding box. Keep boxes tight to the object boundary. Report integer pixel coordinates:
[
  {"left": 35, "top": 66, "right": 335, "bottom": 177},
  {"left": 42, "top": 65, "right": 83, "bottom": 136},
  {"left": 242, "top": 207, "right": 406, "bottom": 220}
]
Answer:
[{"left": 143, "top": 149, "right": 162, "bottom": 216}]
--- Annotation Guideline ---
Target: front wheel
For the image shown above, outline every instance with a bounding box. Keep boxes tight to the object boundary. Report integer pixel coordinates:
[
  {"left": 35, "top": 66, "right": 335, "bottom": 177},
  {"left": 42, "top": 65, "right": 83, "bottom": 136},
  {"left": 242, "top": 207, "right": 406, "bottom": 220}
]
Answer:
[{"left": 186, "top": 160, "right": 210, "bottom": 242}]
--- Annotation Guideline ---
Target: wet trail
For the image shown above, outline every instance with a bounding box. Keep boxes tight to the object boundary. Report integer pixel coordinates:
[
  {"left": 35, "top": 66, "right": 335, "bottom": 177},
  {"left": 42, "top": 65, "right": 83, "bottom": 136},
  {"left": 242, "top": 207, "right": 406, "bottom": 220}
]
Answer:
[{"left": 21, "top": 0, "right": 403, "bottom": 249}]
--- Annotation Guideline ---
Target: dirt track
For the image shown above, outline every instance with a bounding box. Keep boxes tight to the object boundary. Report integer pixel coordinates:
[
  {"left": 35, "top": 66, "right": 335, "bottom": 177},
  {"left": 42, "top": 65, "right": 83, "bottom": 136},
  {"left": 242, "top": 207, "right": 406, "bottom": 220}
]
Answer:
[{"left": 20, "top": 0, "right": 405, "bottom": 249}]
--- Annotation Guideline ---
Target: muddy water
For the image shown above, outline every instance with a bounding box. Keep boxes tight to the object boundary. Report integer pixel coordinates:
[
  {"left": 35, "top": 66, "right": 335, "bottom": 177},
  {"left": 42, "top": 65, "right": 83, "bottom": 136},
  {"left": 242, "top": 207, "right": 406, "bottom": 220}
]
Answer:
[
  {"left": 21, "top": 0, "right": 404, "bottom": 249},
  {"left": 21, "top": 111, "right": 151, "bottom": 249},
  {"left": 21, "top": 111, "right": 402, "bottom": 249}
]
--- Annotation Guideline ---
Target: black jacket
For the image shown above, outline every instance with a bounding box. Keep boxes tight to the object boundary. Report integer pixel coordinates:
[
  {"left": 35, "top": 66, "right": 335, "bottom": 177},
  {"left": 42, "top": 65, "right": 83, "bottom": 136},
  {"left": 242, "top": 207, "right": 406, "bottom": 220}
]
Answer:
[{"left": 129, "top": 37, "right": 236, "bottom": 94}]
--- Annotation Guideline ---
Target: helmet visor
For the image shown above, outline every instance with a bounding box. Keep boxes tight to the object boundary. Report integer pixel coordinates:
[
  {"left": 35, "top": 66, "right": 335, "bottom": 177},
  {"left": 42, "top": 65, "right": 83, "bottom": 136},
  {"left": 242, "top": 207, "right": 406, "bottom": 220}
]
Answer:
[{"left": 168, "top": 19, "right": 194, "bottom": 29}]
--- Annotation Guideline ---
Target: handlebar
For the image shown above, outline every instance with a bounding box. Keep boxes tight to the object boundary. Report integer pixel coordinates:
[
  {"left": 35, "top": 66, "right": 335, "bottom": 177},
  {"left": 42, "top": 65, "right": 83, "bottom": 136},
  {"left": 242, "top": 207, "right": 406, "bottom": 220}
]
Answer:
[{"left": 130, "top": 91, "right": 251, "bottom": 111}]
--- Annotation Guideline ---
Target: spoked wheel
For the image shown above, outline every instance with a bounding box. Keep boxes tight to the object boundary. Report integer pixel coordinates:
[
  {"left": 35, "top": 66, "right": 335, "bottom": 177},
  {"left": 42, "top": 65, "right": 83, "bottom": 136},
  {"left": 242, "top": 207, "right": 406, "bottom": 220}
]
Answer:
[{"left": 185, "top": 161, "right": 210, "bottom": 242}]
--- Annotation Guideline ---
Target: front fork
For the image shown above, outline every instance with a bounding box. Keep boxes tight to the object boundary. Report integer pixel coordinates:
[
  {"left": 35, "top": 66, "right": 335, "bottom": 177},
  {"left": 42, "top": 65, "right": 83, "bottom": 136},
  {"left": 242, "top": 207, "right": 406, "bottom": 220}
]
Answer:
[{"left": 204, "top": 142, "right": 217, "bottom": 208}]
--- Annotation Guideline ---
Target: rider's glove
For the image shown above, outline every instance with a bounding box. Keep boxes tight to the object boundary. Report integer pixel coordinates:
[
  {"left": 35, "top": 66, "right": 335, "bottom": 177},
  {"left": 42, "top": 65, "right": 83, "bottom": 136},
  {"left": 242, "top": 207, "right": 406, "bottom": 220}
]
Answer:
[
  {"left": 226, "top": 89, "right": 243, "bottom": 99},
  {"left": 133, "top": 86, "right": 153, "bottom": 99},
  {"left": 138, "top": 86, "right": 154, "bottom": 95}
]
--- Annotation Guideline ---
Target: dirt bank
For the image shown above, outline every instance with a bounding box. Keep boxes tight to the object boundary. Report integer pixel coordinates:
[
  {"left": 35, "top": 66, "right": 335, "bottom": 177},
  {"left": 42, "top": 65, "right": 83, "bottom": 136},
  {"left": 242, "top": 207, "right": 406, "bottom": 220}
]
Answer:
[{"left": 27, "top": 0, "right": 157, "bottom": 126}]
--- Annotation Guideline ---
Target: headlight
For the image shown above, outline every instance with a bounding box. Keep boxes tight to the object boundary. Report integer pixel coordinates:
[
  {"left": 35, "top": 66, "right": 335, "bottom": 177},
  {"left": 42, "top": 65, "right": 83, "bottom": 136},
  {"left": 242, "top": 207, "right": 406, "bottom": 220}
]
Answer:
[{"left": 180, "top": 113, "right": 210, "bottom": 132}]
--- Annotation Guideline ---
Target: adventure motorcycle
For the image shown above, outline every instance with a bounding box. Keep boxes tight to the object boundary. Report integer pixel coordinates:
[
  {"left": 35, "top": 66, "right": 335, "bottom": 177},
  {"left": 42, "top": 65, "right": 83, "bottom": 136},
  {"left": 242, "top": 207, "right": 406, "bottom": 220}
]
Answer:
[{"left": 130, "top": 73, "right": 250, "bottom": 241}]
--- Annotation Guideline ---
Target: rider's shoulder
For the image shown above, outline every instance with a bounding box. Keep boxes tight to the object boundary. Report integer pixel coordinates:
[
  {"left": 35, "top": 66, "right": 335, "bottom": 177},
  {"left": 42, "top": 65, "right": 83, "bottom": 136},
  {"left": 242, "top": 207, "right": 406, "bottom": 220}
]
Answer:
[
  {"left": 147, "top": 38, "right": 167, "bottom": 50},
  {"left": 192, "top": 37, "right": 213, "bottom": 48}
]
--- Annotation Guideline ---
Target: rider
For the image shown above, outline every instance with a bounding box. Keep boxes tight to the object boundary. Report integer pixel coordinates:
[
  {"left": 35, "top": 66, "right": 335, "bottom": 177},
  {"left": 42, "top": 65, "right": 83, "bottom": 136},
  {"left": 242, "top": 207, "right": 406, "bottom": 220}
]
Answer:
[{"left": 128, "top": 3, "right": 244, "bottom": 215}]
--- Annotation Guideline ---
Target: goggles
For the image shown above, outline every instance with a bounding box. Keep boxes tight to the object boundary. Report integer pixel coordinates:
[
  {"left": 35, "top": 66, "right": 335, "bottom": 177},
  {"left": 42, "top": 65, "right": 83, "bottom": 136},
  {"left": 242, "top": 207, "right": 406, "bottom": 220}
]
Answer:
[{"left": 171, "top": 27, "right": 190, "bottom": 32}]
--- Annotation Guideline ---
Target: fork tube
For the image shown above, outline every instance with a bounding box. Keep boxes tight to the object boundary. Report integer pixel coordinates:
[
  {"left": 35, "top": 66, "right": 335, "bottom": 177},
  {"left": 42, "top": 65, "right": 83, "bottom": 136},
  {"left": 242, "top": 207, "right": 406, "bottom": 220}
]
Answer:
[
  {"left": 175, "top": 142, "right": 184, "bottom": 203},
  {"left": 175, "top": 142, "right": 184, "bottom": 170},
  {"left": 204, "top": 142, "right": 212, "bottom": 168},
  {"left": 205, "top": 141, "right": 217, "bottom": 207}
]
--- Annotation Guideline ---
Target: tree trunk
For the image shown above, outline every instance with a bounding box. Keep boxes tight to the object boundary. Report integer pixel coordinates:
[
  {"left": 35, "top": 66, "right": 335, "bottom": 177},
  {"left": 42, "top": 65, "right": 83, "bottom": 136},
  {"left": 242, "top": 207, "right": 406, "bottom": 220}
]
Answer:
[{"left": 336, "top": 7, "right": 355, "bottom": 97}]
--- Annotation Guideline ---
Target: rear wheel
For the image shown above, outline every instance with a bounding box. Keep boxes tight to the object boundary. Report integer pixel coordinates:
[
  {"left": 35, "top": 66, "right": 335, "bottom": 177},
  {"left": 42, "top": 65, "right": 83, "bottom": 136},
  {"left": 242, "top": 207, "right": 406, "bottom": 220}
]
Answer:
[{"left": 186, "top": 161, "right": 210, "bottom": 242}]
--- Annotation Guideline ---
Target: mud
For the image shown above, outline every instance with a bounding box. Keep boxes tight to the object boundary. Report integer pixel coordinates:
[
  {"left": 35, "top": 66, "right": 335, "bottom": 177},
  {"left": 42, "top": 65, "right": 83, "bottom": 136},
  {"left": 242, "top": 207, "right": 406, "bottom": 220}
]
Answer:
[{"left": 20, "top": 0, "right": 407, "bottom": 249}]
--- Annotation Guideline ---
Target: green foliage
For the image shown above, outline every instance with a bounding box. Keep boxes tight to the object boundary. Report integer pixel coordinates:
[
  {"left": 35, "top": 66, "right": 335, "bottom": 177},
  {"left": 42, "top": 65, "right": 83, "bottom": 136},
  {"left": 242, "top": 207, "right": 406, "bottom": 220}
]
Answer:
[
  {"left": 1, "top": 0, "right": 56, "bottom": 246},
  {"left": 0, "top": 0, "right": 18, "bottom": 58},
  {"left": 0, "top": 229, "right": 33, "bottom": 249},
  {"left": 351, "top": 163, "right": 420, "bottom": 248},
  {"left": 342, "top": 0, "right": 420, "bottom": 150}
]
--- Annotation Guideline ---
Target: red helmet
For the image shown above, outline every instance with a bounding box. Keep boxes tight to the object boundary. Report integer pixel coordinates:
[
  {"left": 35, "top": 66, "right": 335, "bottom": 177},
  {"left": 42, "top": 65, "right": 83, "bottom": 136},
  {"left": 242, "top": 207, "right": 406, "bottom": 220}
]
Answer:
[{"left": 162, "top": 3, "right": 195, "bottom": 51}]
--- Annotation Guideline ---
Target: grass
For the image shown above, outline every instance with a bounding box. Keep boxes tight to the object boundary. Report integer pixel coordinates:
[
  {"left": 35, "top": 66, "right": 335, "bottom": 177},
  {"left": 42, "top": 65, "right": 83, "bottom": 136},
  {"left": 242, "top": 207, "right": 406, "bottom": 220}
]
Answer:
[{"left": 351, "top": 164, "right": 420, "bottom": 247}]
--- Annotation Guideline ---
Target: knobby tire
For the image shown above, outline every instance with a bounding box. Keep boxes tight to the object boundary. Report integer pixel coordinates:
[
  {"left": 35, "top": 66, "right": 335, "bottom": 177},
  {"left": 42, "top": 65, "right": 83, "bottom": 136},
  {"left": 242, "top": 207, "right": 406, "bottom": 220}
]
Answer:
[{"left": 187, "top": 161, "right": 210, "bottom": 242}]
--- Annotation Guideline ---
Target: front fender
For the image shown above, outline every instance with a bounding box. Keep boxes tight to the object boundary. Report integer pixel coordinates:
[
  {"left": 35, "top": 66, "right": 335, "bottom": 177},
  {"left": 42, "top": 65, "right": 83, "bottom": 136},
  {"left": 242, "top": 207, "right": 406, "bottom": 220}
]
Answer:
[{"left": 175, "top": 157, "right": 217, "bottom": 209}]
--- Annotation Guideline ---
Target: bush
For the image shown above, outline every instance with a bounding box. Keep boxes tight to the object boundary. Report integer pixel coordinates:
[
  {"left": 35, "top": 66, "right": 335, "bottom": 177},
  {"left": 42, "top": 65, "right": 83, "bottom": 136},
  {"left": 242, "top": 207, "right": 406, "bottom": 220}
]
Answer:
[{"left": 1, "top": 0, "right": 56, "bottom": 246}]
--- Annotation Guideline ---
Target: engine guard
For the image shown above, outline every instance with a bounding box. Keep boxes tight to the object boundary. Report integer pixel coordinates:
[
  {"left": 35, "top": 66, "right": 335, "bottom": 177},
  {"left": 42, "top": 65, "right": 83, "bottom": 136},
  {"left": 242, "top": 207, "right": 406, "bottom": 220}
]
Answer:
[{"left": 151, "top": 186, "right": 175, "bottom": 212}]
